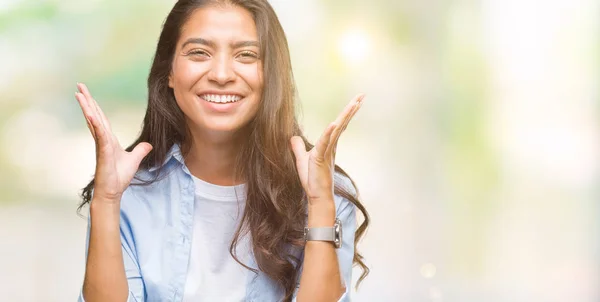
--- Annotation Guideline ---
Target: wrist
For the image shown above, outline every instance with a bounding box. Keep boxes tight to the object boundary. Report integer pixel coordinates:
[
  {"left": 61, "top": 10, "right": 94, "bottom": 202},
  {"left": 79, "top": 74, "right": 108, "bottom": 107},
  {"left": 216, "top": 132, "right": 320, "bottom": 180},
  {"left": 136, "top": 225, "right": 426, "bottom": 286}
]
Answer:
[
  {"left": 307, "top": 202, "right": 335, "bottom": 227},
  {"left": 90, "top": 198, "right": 121, "bottom": 213},
  {"left": 89, "top": 201, "right": 121, "bottom": 229}
]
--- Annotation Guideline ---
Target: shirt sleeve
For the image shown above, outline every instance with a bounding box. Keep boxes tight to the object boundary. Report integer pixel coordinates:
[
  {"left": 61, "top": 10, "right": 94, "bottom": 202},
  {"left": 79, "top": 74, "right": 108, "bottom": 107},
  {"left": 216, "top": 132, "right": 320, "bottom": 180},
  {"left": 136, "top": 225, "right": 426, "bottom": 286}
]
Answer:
[
  {"left": 292, "top": 175, "right": 358, "bottom": 302},
  {"left": 77, "top": 191, "right": 146, "bottom": 302}
]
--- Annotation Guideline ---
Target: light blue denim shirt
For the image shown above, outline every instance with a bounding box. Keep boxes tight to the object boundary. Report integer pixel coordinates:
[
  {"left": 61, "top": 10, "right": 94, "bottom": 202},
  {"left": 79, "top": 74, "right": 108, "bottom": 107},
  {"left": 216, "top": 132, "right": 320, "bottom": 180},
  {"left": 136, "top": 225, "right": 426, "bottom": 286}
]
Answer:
[{"left": 78, "top": 144, "right": 357, "bottom": 302}]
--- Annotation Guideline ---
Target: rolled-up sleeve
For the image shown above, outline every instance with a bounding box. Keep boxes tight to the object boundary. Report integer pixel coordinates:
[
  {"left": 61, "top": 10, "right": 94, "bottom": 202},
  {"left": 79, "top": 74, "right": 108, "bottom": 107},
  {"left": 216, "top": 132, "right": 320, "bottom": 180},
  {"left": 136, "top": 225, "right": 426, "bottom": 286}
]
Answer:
[
  {"left": 330, "top": 192, "right": 357, "bottom": 302},
  {"left": 78, "top": 287, "right": 141, "bottom": 302},
  {"left": 77, "top": 193, "right": 146, "bottom": 301},
  {"left": 292, "top": 175, "right": 358, "bottom": 302}
]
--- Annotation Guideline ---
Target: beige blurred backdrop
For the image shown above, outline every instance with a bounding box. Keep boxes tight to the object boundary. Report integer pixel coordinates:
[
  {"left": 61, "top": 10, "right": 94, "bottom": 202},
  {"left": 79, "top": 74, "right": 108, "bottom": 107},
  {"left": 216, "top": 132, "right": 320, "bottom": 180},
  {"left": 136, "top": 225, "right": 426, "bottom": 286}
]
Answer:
[{"left": 0, "top": 0, "right": 598, "bottom": 301}]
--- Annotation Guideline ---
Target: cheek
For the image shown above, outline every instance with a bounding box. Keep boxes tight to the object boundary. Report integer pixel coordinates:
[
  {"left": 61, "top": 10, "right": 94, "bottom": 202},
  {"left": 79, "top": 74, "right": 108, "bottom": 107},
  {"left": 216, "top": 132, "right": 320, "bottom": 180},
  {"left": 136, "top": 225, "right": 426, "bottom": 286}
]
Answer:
[
  {"left": 237, "top": 64, "right": 263, "bottom": 93},
  {"left": 172, "top": 59, "right": 206, "bottom": 88}
]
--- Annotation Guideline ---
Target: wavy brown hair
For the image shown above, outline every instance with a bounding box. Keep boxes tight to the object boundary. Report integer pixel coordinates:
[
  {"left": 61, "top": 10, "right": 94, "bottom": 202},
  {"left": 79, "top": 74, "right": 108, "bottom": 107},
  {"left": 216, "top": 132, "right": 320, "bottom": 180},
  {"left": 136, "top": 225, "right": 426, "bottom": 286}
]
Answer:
[{"left": 78, "top": 0, "right": 369, "bottom": 300}]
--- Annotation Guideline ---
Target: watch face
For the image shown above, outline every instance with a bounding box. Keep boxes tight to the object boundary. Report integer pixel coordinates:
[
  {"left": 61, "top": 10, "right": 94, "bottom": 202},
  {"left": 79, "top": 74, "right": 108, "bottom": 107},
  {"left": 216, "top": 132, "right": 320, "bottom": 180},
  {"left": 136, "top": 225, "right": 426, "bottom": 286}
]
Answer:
[{"left": 334, "top": 218, "right": 342, "bottom": 248}]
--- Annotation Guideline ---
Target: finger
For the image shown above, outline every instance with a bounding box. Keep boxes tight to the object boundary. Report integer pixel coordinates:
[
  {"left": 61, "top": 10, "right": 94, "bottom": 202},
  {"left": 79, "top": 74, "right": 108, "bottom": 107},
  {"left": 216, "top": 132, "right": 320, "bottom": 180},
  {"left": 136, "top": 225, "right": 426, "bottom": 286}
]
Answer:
[
  {"left": 327, "top": 126, "right": 343, "bottom": 158},
  {"left": 84, "top": 117, "right": 96, "bottom": 139},
  {"left": 327, "top": 94, "right": 364, "bottom": 155},
  {"left": 339, "top": 94, "right": 364, "bottom": 130},
  {"left": 129, "top": 142, "right": 153, "bottom": 165},
  {"left": 329, "top": 106, "right": 356, "bottom": 157},
  {"left": 290, "top": 136, "right": 307, "bottom": 164},
  {"left": 78, "top": 83, "right": 112, "bottom": 133},
  {"left": 329, "top": 104, "right": 359, "bottom": 154},
  {"left": 78, "top": 84, "right": 118, "bottom": 149},
  {"left": 332, "top": 93, "right": 364, "bottom": 126},
  {"left": 75, "top": 92, "right": 97, "bottom": 139},
  {"left": 75, "top": 86, "right": 101, "bottom": 129},
  {"left": 327, "top": 94, "right": 363, "bottom": 150},
  {"left": 314, "top": 123, "right": 337, "bottom": 160},
  {"left": 87, "top": 104, "right": 110, "bottom": 149},
  {"left": 76, "top": 91, "right": 109, "bottom": 148}
]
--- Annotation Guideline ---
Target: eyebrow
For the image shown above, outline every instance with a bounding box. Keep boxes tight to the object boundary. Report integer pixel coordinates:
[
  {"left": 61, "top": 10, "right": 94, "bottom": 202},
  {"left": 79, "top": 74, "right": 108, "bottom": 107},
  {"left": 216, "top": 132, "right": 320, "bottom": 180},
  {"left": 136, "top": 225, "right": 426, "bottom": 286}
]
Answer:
[{"left": 181, "top": 37, "right": 259, "bottom": 49}]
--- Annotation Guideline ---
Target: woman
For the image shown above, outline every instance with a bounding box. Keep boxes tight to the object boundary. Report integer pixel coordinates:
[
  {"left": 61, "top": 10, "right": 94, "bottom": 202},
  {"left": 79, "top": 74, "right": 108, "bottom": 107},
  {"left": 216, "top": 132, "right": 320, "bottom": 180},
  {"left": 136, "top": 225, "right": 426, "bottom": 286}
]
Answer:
[{"left": 75, "top": 0, "right": 369, "bottom": 301}]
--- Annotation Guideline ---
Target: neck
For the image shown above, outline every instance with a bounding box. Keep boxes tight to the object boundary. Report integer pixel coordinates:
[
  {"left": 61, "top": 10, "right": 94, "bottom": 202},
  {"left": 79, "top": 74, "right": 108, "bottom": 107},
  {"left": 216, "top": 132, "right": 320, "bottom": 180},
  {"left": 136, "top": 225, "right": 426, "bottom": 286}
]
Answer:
[{"left": 183, "top": 127, "right": 247, "bottom": 186}]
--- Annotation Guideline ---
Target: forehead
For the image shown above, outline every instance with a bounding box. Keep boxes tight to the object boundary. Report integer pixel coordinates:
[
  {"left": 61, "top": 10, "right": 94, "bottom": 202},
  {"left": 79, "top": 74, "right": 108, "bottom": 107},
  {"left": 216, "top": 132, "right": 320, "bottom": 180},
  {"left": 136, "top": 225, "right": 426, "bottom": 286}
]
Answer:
[{"left": 179, "top": 5, "right": 258, "bottom": 45}]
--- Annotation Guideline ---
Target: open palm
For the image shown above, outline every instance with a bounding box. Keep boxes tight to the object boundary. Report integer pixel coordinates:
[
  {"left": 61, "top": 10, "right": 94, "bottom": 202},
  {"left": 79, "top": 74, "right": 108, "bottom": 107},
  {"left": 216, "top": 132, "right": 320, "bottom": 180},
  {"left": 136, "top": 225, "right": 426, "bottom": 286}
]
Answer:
[
  {"left": 290, "top": 94, "right": 364, "bottom": 204},
  {"left": 75, "top": 83, "right": 152, "bottom": 203}
]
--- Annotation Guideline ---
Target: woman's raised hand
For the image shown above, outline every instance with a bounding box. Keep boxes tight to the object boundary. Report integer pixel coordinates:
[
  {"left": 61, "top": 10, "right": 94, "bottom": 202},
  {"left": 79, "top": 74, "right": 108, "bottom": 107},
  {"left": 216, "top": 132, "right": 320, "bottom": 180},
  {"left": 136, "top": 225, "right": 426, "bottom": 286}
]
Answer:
[
  {"left": 75, "top": 83, "right": 153, "bottom": 204},
  {"left": 290, "top": 93, "right": 364, "bottom": 205}
]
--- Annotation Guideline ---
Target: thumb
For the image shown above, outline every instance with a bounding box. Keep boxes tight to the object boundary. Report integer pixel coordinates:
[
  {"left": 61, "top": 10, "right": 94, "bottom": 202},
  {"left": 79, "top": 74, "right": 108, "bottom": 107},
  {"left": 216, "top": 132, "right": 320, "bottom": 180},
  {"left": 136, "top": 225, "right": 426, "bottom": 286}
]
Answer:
[
  {"left": 130, "top": 142, "right": 153, "bottom": 164},
  {"left": 290, "top": 136, "right": 306, "bottom": 163}
]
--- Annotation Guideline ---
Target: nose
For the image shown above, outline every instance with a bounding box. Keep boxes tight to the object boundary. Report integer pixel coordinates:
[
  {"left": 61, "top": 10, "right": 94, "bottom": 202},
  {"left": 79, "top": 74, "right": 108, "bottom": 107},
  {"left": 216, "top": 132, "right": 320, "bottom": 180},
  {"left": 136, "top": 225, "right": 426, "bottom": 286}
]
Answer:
[{"left": 207, "top": 54, "right": 236, "bottom": 85}]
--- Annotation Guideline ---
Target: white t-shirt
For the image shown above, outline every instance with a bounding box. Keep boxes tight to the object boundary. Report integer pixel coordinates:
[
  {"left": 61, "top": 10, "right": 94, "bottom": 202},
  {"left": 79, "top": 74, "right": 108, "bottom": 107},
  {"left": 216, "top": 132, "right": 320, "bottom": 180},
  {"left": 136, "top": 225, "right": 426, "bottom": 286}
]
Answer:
[{"left": 182, "top": 175, "right": 251, "bottom": 302}]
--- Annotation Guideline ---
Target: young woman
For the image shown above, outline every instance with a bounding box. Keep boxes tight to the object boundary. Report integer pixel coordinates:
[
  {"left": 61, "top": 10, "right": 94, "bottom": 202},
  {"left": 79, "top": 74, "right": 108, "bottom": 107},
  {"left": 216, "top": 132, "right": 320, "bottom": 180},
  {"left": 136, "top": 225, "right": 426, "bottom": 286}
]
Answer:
[{"left": 75, "top": 0, "right": 369, "bottom": 301}]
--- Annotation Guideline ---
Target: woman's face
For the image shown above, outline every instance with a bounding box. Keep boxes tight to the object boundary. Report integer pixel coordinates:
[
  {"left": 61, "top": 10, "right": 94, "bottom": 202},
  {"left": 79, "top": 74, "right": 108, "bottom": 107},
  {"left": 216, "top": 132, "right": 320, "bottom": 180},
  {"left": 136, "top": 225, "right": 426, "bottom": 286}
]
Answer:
[{"left": 169, "top": 5, "right": 263, "bottom": 136}]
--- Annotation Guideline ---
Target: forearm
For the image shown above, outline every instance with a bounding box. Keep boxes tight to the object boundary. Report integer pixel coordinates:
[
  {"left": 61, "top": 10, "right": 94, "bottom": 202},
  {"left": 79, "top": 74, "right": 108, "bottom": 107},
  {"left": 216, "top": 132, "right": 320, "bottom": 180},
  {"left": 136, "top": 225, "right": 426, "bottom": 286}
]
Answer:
[
  {"left": 296, "top": 202, "right": 345, "bottom": 302},
  {"left": 83, "top": 199, "right": 129, "bottom": 302}
]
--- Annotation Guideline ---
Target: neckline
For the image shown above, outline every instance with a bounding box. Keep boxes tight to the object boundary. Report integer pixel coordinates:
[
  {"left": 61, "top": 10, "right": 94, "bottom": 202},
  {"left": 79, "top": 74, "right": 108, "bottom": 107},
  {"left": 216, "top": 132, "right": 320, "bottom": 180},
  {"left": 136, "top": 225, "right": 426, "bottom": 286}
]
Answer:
[{"left": 190, "top": 174, "right": 247, "bottom": 201}]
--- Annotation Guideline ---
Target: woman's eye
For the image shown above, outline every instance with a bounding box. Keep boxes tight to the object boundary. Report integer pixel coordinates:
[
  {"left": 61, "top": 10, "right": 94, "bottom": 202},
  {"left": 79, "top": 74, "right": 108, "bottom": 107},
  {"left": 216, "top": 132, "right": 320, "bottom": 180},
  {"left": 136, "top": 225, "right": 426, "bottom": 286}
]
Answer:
[
  {"left": 188, "top": 50, "right": 209, "bottom": 57},
  {"left": 237, "top": 51, "right": 258, "bottom": 59}
]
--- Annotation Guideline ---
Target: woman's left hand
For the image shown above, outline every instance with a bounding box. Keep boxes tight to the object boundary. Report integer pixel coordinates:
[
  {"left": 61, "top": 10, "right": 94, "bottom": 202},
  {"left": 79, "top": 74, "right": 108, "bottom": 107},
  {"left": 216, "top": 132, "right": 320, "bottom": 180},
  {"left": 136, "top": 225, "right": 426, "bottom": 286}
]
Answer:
[{"left": 290, "top": 94, "right": 365, "bottom": 205}]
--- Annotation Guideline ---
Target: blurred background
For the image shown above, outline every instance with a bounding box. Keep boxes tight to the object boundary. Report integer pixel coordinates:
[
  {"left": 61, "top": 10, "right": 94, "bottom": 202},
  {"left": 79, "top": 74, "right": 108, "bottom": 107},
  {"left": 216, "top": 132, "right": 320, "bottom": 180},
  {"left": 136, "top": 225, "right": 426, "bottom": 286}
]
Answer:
[{"left": 0, "top": 0, "right": 598, "bottom": 301}]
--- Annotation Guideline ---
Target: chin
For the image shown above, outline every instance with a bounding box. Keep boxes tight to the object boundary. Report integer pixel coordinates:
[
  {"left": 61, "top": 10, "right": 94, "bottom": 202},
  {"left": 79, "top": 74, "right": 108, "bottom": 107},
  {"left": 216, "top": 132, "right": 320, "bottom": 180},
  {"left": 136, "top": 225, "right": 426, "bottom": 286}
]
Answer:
[{"left": 198, "top": 119, "right": 250, "bottom": 135}]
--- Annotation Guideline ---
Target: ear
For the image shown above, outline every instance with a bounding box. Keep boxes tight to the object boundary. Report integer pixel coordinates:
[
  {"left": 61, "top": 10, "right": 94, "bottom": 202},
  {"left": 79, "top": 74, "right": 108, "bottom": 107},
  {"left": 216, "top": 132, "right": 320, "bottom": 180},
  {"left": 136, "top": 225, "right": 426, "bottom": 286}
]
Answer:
[{"left": 168, "top": 73, "right": 173, "bottom": 88}]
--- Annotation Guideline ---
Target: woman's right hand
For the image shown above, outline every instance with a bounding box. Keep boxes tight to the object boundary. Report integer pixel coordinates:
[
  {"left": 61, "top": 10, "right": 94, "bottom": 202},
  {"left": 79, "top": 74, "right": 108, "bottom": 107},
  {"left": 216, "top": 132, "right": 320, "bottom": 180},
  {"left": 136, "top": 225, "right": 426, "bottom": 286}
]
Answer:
[{"left": 75, "top": 83, "right": 153, "bottom": 204}]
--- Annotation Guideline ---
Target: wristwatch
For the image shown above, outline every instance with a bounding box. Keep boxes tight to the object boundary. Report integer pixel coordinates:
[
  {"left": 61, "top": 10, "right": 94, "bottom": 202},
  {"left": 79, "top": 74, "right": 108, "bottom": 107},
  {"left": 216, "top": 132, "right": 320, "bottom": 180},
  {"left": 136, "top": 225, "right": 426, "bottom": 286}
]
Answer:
[{"left": 304, "top": 218, "right": 342, "bottom": 248}]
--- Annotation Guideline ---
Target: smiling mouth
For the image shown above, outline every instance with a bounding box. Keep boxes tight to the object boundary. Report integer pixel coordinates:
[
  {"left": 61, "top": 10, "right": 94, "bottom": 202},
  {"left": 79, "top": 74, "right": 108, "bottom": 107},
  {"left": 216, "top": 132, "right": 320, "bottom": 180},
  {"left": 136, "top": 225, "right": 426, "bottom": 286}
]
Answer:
[{"left": 199, "top": 94, "right": 243, "bottom": 104}]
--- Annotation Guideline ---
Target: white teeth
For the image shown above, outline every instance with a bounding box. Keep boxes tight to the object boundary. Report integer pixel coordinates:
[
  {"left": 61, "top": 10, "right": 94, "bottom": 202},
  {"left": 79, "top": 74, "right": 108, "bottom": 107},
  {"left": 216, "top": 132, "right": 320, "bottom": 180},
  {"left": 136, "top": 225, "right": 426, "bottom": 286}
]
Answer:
[{"left": 201, "top": 94, "right": 242, "bottom": 103}]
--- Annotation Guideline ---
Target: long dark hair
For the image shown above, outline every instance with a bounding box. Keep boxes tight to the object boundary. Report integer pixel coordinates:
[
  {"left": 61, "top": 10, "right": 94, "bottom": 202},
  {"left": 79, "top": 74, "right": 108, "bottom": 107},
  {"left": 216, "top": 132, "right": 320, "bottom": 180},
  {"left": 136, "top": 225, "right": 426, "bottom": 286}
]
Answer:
[{"left": 78, "top": 0, "right": 369, "bottom": 300}]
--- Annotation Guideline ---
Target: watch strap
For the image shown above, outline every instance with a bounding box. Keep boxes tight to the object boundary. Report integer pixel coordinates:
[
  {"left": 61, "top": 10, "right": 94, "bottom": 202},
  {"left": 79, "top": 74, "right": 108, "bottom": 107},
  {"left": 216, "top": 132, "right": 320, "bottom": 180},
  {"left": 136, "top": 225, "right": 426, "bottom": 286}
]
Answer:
[
  {"left": 305, "top": 226, "right": 336, "bottom": 241},
  {"left": 304, "top": 218, "right": 342, "bottom": 248}
]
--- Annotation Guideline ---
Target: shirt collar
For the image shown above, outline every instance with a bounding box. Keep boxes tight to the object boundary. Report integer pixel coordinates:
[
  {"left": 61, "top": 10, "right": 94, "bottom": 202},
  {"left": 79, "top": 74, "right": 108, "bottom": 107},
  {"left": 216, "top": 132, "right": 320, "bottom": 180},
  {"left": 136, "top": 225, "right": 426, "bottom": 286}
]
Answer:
[{"left": 148, "top": 143, "right": 185, "bottom": 172}]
